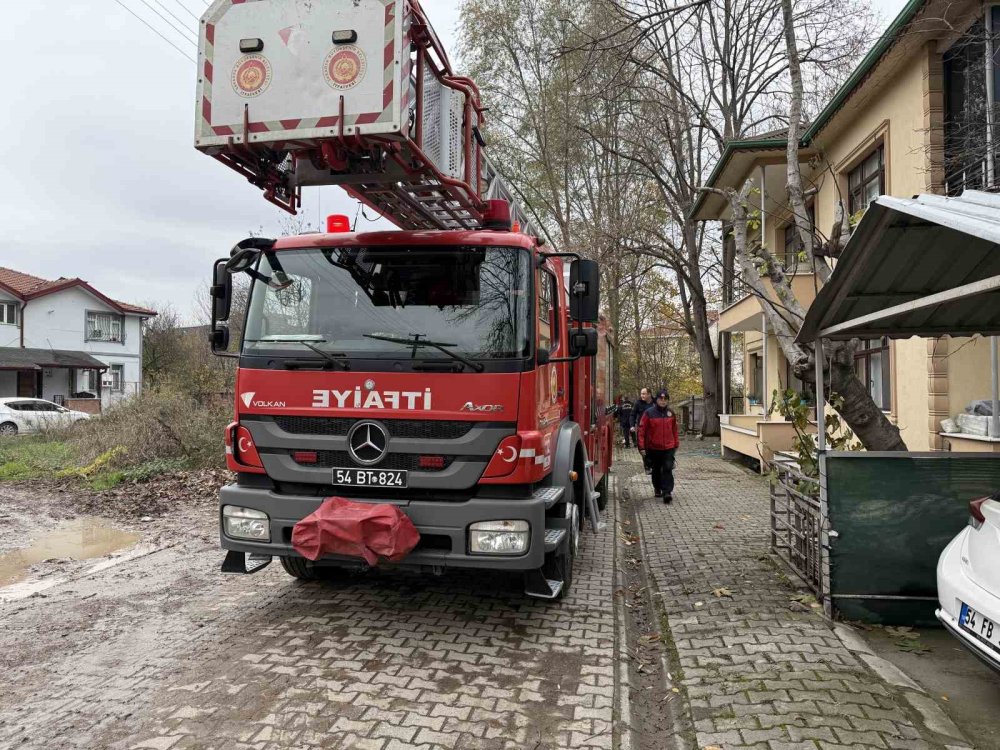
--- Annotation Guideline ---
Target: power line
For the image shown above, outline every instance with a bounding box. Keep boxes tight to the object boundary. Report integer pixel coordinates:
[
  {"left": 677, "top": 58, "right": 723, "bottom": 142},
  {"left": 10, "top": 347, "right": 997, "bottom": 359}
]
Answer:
[
  {"left": 146, "top": 0, "right": 199, "bottom": 39},
  {"left": 110, "top": 0, "right": 196, "bottom": 63},
  {"left": 135, "top": 0, "right": 198, "bottom": 43},
  {"left": 169, "top": 0, "right": 201, "bottom": 22}
]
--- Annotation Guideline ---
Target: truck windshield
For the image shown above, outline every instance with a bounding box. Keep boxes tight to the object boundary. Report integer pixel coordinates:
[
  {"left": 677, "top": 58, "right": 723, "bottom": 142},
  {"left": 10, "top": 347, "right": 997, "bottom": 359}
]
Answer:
[{"left": 242, "top": 245, "right": 531, "bottom": 361}]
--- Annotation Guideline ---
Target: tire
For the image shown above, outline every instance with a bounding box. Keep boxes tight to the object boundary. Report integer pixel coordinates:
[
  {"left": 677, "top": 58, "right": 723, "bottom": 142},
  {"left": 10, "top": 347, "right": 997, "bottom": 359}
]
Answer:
[
  {"left": 595, "top": 472, "right": 609, "bottom": 511},
  {"left": 0, "top": 422, "right": 17, "bottom": 437},
  {"left": 279, "top": 555, "right": 319, "bottom": 580}
]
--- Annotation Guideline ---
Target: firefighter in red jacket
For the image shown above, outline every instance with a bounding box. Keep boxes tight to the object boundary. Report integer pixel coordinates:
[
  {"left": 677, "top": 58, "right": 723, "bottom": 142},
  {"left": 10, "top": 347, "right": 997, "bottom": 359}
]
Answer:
[{"left": 638, "top": 388, "right": 679, "bottom": 503}]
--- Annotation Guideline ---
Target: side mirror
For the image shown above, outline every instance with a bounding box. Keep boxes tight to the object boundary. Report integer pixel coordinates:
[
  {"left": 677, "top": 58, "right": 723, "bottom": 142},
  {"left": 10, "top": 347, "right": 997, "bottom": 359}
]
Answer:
[
  {"left": 570, "top": 259, "right": 600, "bottom": 323},
  {"left": 211, "top": 259, "right": 232, "bottom": 323},
  {"left": 536, "top": 348, "right": 551, "bottom": 365},
  {"left": 568, "top": 327, "right": 598, "bottom": 357},
  {"left": 209, "top": 324, "right": 230, "bottom": 353}
]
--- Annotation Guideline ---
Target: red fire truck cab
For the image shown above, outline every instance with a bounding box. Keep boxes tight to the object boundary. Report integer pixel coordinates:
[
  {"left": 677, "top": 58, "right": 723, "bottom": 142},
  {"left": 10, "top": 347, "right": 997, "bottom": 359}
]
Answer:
[{"left": 211, "top": 214, "right": 612, "bottom": 599}]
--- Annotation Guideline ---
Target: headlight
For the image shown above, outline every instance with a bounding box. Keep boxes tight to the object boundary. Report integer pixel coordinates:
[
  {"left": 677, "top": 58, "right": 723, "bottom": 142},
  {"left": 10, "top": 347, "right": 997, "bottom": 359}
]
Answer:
[
  {"left": 469, "top": 520, "right": 529, "bottom": 555},
  {"left": 223, "top": 505, "right": 270, "bottom": 541}
]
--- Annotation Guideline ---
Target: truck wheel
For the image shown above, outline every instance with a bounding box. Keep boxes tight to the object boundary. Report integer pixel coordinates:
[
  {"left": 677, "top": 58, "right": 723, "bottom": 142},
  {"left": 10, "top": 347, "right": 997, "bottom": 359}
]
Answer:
[
  {"left": 595, "top": 472, "right": 609, "bottom": 511},
  {"left": 279, "top": 555, "right": 319, "bottom": 581}
]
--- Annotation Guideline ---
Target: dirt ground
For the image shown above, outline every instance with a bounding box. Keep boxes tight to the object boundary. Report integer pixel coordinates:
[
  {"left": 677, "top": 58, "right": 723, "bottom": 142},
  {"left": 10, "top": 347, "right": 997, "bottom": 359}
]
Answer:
[{"left": 0, "top": 473, "right": 634, "bottom": 750}]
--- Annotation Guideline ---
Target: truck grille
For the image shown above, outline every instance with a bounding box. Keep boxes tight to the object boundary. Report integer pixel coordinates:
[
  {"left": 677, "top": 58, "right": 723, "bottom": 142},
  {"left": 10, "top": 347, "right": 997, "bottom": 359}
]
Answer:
[
  {"left": 273, "top": 416, "right": 478, "bottom": 440},
  {"left": 297, "top": 450, "right": 456, "bottom": 472}
]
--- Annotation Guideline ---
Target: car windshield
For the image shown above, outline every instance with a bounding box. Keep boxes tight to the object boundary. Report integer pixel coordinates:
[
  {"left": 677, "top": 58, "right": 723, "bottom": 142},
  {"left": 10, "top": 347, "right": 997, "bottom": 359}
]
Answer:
[{"left": 242, "top": 245, "right": 531, "bottom": 360}]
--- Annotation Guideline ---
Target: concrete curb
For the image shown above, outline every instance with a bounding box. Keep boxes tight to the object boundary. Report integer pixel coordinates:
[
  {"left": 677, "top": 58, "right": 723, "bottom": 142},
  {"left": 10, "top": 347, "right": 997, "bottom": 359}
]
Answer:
[
  {"left": 832, "top": 621, "right": 973, "bottom": 749},
  {"left": 610, "top": 472, "right": 637, "bottom": 750}
]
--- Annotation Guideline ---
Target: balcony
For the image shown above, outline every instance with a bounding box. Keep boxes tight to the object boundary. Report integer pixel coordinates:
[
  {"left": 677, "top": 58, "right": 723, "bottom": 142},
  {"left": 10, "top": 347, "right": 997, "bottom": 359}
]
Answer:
[{"left": 720, "top": 414, "right": 818, "bottom": 472}]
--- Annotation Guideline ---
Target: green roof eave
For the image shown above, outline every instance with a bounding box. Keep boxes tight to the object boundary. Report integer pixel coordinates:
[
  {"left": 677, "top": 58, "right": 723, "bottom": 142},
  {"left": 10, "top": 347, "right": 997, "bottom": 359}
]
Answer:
[
  {"left": 689, "top": 0, "right": 927, "bottom": 222},
  {"left": 800, "top": 0, "right": 926, "bottom": 142}
]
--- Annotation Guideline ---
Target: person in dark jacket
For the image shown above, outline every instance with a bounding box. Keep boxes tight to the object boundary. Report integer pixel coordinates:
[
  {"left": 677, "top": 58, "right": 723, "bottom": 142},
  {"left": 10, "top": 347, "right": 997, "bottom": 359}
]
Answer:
[
  {"left": 618, "top": 396, "right": 634, "bottom": 447},
  {"left": 630, "top": 387, "right": 655, "bottom": 472},
  {"left": 638, "top": 388, "right": 679, "bottom": 503}
]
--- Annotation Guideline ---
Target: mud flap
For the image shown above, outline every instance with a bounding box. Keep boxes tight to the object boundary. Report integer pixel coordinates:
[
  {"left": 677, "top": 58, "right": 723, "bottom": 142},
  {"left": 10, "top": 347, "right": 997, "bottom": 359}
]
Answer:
[
  {"left": 221, "top": 550, "right": 273, "bottom": 574},
  {"left": 584, "top": 460, "right": 606, "bottom": 534}
]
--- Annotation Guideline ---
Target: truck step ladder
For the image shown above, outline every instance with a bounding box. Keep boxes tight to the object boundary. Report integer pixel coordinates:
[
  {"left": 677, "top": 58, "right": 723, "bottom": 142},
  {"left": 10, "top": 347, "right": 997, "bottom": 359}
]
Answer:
[
  {"left": 584, "top": 460, "right": 606, "bottom": 534},
  {"left": 523, "top": 569, "right": 564, "bottom": 600}
]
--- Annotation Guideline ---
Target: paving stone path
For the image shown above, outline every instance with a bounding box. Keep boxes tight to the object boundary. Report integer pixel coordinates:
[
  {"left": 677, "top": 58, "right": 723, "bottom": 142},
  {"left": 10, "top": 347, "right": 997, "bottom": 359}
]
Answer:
[
  {"left": 0, "top": 491, "right": 619, "bottom": 750},
  {"left": 622, "top": 442, "right": 958, "bottom": 750}
]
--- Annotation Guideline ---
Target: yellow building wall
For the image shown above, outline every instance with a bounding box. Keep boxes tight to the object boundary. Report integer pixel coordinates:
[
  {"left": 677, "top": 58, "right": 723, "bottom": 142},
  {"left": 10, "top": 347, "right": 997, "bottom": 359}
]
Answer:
[
  {"left": 893, "top": 338, "right": 930, "bottom": 451},
  {"left": 948, "top": 337, "right": 996, "bottom": 420}
]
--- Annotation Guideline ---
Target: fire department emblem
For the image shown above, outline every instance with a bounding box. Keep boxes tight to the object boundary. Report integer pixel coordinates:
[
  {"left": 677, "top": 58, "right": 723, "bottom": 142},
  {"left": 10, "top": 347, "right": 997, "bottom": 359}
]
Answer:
[
  {"left": 232, "top": 54, "right": 271, "bottom": 98},
  {"left": 324, "top": 45, "right": 366, "bottom": 90},
  {"left": 549, "top": 364, "right": 558, "bottom": 405}
]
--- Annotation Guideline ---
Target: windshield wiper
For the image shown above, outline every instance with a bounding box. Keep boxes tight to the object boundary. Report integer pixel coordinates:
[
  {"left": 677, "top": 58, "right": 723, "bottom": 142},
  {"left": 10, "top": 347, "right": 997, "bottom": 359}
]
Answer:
[
  {"left": 299, "top": 341, "right": 351, "bottom": 370},
  {"left": 363, "top": 333, "right": 485, "bottom": 373},
  {"left": 246, "top": 336, "right": 350, "bottom": 370}
]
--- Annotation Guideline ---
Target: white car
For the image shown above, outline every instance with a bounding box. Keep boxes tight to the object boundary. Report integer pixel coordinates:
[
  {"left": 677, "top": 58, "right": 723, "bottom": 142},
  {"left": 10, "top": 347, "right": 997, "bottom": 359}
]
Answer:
[
  {"left": 936, "top": 493, "right": 1000, "bottom": 673},
  {"left": 0, "top": 397, "right": 91, "bottom": 436}
]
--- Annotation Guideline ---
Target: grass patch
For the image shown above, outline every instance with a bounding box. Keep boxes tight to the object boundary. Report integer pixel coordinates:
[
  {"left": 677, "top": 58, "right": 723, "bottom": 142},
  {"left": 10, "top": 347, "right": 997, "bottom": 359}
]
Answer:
[{"left": 0, "top": 436, "right": 76, "bottom": 479}]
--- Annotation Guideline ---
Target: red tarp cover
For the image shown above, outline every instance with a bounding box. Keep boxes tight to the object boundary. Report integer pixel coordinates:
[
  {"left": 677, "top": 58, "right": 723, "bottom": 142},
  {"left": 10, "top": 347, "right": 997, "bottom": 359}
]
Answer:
[{"left": 291, "top": 497, "right": 420, "bottom": 566}]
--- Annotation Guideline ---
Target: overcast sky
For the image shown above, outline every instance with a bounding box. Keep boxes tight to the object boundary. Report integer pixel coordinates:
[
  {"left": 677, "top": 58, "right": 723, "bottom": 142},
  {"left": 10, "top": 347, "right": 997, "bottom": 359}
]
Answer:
[{"left": 2, "top": 0, "right": 905, "bottom": 323}]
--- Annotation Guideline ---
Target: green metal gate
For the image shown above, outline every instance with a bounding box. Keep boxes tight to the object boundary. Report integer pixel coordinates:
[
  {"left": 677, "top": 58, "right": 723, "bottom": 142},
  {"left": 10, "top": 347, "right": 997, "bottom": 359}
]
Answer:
[{"left": 823, "top": 452, "right": 1000, "bottom": 625}]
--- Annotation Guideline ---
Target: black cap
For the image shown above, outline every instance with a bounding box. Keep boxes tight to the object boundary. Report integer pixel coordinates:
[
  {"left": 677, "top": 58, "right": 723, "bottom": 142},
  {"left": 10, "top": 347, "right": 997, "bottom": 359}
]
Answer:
[{"left": 656, "top": 389, "right": 669, "bottom": 400}]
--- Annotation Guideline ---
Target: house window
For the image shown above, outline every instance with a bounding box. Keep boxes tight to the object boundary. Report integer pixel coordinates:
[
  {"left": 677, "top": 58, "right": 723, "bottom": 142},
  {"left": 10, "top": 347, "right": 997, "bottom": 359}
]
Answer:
[
  {"left": 785, "top": 359, "right": 814, "bottom": 405},
  {"left": 749, "top": 351, "right": 764, "bottom": 404},
  {"left": 781, "top": 205, "right": 816, "bottom": 268},
  {"left": 537, "top": 270, "right": 559, "bottom": 352},
  {"left": 942, "top": 10, "right": 1000, "bottom": 194},
  {"left": 86, "top": 311, "right": 124, "bottom": 343},
  {"left": 848, "top": 146, "right": 885, "bottom": 216},
  {"left": 855, "top": 338, "right": 892, "bottom": 411},
  {"left": 0, "top": 302, "right": 17, "bottom": 326},
  {"left": 110, "top": 365, "right": 124, "bottom": 393}
]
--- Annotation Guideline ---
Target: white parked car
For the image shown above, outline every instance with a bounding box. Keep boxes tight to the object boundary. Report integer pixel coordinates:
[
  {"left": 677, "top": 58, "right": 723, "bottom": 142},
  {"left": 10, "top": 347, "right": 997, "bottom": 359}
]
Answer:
[
  {"left": 936, "top": 493, "right": 1000, "bottom": 673},
  {"left": 0, "top": 397, "right": 91, "bottom": 436}
]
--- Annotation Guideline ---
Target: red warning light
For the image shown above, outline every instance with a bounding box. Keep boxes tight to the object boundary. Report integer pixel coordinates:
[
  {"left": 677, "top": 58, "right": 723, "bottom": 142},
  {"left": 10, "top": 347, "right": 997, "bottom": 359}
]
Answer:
[{"left": 327, "top": 214, "right": 351, "bottom": 233}]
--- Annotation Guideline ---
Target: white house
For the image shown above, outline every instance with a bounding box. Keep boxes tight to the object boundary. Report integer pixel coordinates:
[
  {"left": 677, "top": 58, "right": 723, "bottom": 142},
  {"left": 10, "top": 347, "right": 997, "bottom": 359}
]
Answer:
[{"left": 0, "top": 267, "right": 156, "bottom": 412}]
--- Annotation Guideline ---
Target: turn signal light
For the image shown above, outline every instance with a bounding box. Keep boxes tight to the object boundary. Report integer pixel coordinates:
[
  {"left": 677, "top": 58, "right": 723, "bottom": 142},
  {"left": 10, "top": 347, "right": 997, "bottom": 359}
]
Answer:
[
  {"left": 419, "top": 455, "right": 446, "bottom": 469},
  {"left": 292, "top": 451, "right": 318, "bottom": 464}
]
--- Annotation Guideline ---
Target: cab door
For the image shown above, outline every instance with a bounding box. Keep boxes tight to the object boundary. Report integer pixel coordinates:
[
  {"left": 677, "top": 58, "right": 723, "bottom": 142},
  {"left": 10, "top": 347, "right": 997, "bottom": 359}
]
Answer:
[{"left": 536, "top": 265, "right": 564, "bottom": 440}]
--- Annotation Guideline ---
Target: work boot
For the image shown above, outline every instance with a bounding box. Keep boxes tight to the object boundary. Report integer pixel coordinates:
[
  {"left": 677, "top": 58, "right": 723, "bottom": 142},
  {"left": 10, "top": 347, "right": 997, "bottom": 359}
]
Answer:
[
  {"left": 654, "top": 489, "right": 662, "bottom": 498},
  {"left": 663, "top": 494, "right": 673, "bottom": 505}
]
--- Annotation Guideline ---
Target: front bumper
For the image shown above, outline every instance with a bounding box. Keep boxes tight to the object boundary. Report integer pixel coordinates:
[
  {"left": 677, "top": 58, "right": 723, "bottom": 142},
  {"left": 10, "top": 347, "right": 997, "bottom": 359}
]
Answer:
[
  {"left": 936, "top": 527, "right": 1000, "bottom": 674},
  {"left": 218, "top": 484, "right": 548, "bottom": 570}
]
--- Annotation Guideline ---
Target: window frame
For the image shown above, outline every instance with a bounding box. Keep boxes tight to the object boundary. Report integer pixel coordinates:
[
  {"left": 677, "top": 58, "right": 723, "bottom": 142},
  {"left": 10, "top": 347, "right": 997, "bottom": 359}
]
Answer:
[
  {"left": 537, "top": 267, "right": 560, "bottom": 355},
  {"left": 847, "top": 145, "right": 886, "bottom": 216},
  {"left": 85, "top": 310, "right": 126, "bottom": 344},
  {"left": 781, "top": 204, "right": 816, "bottom": 269},
  {"left": 0, "top": 302, "right": 17, "bottom": 326},
  {"left": 109, "top": 364, "right": 125, "bottom": 393},
  {"left": 854, "top": 337, "right": 892, "bottom": 411}
]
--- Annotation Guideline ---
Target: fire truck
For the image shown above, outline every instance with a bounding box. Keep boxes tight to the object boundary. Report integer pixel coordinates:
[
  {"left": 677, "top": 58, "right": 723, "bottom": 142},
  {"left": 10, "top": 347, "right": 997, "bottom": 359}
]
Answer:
[{"left": 197, "top": 0, "right": 613, "bottom": 598}]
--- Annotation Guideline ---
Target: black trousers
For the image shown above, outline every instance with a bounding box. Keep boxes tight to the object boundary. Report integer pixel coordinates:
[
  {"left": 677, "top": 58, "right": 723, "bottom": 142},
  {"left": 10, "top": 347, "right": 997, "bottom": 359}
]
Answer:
[
  {"left": 621, "top": 423, "right": 632, "bottom": 447},
  {"left": 647, "top": 448, "right": 676, "bottom": 495}
]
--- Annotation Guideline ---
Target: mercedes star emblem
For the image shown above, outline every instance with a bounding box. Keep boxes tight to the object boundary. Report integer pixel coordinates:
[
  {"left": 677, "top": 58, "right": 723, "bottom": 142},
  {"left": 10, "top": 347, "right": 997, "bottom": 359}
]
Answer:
[{"left": 347, "top": 421, "right": 388, "bottom": 465}]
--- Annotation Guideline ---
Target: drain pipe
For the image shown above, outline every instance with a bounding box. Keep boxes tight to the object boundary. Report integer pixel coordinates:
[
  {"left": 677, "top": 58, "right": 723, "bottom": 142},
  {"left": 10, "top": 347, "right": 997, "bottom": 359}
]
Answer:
[{"left": 992, "top": 336, "right": 999, "bottom": 440}]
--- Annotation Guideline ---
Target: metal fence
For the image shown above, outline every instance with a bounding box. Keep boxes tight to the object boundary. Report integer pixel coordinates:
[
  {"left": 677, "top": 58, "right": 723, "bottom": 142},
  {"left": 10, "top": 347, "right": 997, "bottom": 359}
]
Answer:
[{"left": 770, "top": 457, "right": 823, "bottom": 597}]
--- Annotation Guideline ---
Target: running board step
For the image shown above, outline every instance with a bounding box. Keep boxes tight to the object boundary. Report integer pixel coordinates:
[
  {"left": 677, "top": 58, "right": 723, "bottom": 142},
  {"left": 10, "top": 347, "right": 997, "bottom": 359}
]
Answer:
[
  {"left": 543, "top": 528, "right": 567, "bottom": 552},
  {"left": 523, "top": 568, "right": 564, "bottom": 599},
  {"left": 532, "top": 486, "right": 565, "bottom": 509}
]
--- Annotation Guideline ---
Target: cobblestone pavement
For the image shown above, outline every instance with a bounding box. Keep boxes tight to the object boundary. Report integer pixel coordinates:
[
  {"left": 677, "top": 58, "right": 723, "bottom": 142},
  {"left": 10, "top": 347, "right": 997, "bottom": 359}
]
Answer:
[
  {"left": 621, "top": 442, "right": 963, "bottom": 750},
  {"left": 0, "top": 491, "right": 618, "bottom": 749}
]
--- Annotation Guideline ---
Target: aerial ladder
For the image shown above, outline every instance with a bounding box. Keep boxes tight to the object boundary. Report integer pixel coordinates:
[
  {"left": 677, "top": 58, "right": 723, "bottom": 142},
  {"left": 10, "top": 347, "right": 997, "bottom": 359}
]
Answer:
[{"left": 195, "top": 0, "right": 537, "bottom": 236}]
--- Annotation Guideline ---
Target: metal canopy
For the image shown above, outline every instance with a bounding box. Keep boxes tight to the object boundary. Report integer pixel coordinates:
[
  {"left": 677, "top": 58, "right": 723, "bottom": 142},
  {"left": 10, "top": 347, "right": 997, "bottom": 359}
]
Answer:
[
  {"left": 0, "top": 347, "right": 108, "bottom": 371},
  {"left": 798, "top": 190, "right": 1000, "bottom": 343}
]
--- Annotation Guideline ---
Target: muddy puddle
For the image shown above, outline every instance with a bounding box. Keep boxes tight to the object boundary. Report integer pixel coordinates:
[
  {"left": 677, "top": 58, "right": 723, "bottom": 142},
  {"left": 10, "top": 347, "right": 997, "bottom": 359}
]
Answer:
[{"left": 0, "top": 517, "right": 140, "bottom": 586}]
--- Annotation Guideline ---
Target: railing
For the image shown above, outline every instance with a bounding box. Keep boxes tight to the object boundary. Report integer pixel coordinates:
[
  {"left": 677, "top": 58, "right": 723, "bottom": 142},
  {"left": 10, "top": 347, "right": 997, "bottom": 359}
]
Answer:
[
  {"left": 724, "top": 277, "right": 752, "bottom": 307},
  {"left": 770, "top": 456, "right": 823, "bottom": 596}
]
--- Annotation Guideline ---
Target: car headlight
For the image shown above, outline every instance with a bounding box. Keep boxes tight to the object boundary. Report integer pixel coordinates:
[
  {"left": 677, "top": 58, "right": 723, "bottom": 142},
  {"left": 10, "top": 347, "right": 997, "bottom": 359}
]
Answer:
[
  {"left": 222, "top": 505, "right": 270, "bottom": 541},
  {"left": 469, "top": 520, "right": 529, "bottom": 555}
]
